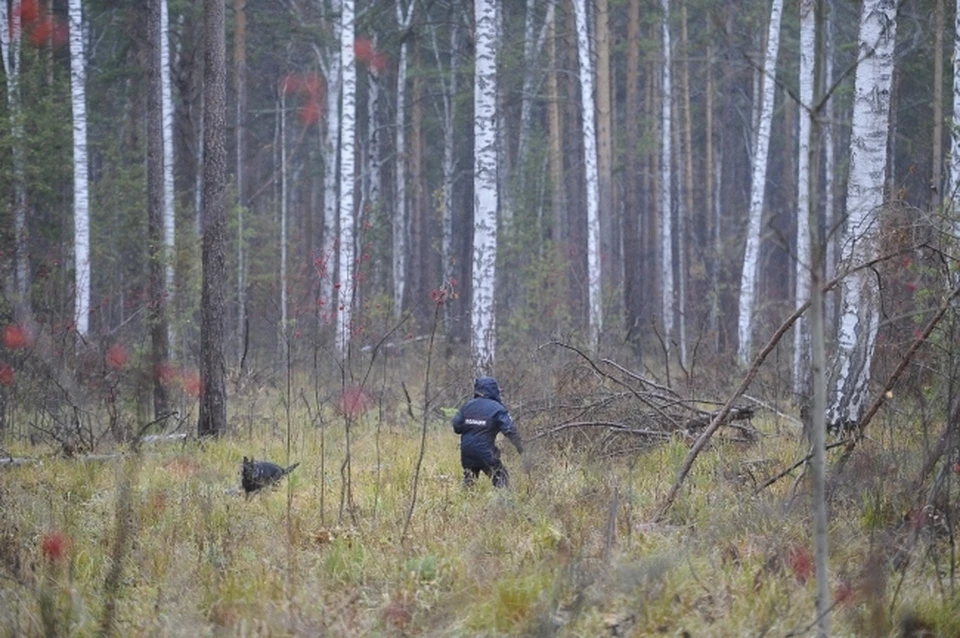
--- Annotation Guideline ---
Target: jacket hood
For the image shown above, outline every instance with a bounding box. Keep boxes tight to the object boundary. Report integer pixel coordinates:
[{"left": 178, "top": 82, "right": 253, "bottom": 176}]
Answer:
[{"left": 473, "top": 376, "right": 502, "bottom": 402}]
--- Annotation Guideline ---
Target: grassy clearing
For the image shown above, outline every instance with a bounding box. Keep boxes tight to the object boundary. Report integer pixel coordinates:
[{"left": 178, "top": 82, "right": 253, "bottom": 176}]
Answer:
[{"left": 2, "top": 408, "right": 959, "bottom": 636}]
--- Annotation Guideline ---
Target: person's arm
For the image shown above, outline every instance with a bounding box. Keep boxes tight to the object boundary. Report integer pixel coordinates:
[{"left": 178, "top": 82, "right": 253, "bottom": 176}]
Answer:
[
  {"left": 451, "top": 407, "right": 467, "bottom": 434},
  {"left": 498, "top": 409, "right": 523, "bottom": 454}
]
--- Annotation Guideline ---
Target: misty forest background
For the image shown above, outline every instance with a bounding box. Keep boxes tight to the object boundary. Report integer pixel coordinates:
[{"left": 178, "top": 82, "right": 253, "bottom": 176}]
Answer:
[{"left": 1, "top": 0, "right": 954, "bottom": 396}]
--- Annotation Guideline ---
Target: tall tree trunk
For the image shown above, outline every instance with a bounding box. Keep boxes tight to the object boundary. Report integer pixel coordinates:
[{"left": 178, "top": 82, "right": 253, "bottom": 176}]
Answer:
[
  {"left": 660, "top": 0, "right": 674, "bottom": 355},
  {"left": 573, "top": 0, "right": 603, "bottom": 348},
  {"left": 320, "top": 45, "right": 340, "bottom": 323},
  {"left": 393, "top": 0, "right": 416, "bottom": 317},
  {"left": 623, "top": 0, "right": 641, "bottom": 354},
  {"left": 951, "top": 0, "right": 960, "bottom": 221},
  {"left": 198, "top": 0, "right": 228, "bottom": 438},
  {"left": 706, "top": 40, "right": 718, "bottom": 352},
  {"left": 596, "top": 0, "right": 615, "bottom": 296},
  {"left": 932, "top": 0, "right": 944, "bottom": 211},
  {"left": 547, "top": 7, "right": 565, "bottom": 246},
  {"left": 823, "top": 0, "right": 837, "bottom": 322},
  {"left": 279, "top": 90, "right": 289, "bottom": 360},
  {"left": 411, "top": 40, "right": 428, "bottom": 326},
  {"left": 337, "top": 0, "right": 357, "bottom": 356},
  {"left": 794, "top": 0, "right": 815, "bottom": 397},
  {"left": 161, "top": 0, "right": 175, "bottom": 343},
  {"left": 808, "top": 5, "right": 830, "bottom": 634},
  {"left": 737, "top": 0, "right": 784, "bottom": 366},
  {"left": 234, "top": 0, "right": 247, "bottom": 365},
  {"left": 2, "top": 0, "right": 29, "bottom": 316},
  {"left": 827, "top": 0, "right": 898, "bottom": 430},
  {"left": 66, "top": 0, "right": 90, "bottom": 336},
  {"left": 148, "top": 0, "right": 170, "bottom": 417},
  {"left": 431, "top": 16, "right": 460, "bottom": 329},
  {"left": 472, "top": 0, "right": 499, "bottom": 372}
]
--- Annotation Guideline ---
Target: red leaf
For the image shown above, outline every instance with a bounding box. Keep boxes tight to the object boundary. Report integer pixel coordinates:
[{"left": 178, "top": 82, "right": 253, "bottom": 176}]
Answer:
[
  {"left": 0, "top": 363, "right": 14, "bottom": 386},
  {"left": 786, "top": 544, "right": 813, "bottom": 585},
  {"left": 41, "top": 532, "right": 71, "bottom": 563},
  {"left": 106, "top": 344, "right": 128, "bottom": 369},
  {"left": 3, "top": 324, "right": 30, "bottom": 350}
]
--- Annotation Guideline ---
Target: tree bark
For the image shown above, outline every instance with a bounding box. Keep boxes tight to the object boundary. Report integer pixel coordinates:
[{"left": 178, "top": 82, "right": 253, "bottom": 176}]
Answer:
[
  {"left": 67, "top": 0, "right": 90, "bottom": 336},
  {"left": 472, "top": 0, "right": 499, "bottom": 372},
  {"left": 623, "top": 0, "right": 642, "bottom": 355},
  {"left": 148, "top": 0, "right": 170, "bottom": 417},
  {"left": 337, "top": 0, "right": 358, "bottom": 356},
  {"left": 659, "top": 0, "right": 674, "bottom": 355},
  {"left": 737, "top": 0, "right": 784, "bottom": 366},
  {"left": 233, "top": 0, "right": 247, "bottom": 365},
  {"left": 198, "top": 0, "right": 228, "bottom": 438},
  {"left": 827, "top": 0, "right": 898, "bottom": 430}
]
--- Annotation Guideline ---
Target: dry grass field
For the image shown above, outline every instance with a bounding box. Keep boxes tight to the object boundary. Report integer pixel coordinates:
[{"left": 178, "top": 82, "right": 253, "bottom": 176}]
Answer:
[{"left": 2, "top": 396, "right": 960, "bottom": 637}]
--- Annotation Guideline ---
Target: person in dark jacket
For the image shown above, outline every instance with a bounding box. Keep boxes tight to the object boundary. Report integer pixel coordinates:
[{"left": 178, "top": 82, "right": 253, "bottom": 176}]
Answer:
[{"left": 451, "top": 376, "right": 523, "bottom": 487}]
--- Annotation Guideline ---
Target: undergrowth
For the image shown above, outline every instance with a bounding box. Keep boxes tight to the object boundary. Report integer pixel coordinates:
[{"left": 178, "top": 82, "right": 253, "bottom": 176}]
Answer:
[{"left": 1, "top": 410, "right": 959, "bottom": 636}]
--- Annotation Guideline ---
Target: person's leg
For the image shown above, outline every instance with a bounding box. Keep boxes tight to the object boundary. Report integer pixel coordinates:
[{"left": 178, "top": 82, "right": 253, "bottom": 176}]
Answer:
[
  {"left": 490, "top": 460, "right": 510, "bottom": 488},
  {"left": 462, "top": 466, "right": 480, "bottom": 487}
]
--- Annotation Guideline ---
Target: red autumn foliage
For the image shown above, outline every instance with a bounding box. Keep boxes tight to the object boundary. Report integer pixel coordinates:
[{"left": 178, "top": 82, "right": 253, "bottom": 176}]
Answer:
[
  {"left": 182, "top": 369, "right": 203, "bottom": 398},
  {"left": 786, "top": 544, "right": 813, "bottom": 585},
  {"left": 339, "top": 386, "right": 373, "bottom": 418},
  {"left": 0, "top": 363, "right": 13, "bottom": 386},
  {"left": 40, "top": 532, "right": 71, "bottom": 563},
  {"left": 19, "top": 0, "right": 40, "bottom": 24},
  {"left": 106, "top": 344, "right": 128, "bottom": 369},
  {"left": 354, "top": 38, "right": 387, "bottom": 74},
  {"left": 3, "top": 324, "right": 30, "bottom": 350}
]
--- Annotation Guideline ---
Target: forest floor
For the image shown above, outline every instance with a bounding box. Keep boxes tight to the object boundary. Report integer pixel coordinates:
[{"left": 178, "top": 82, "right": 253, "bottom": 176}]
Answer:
[{"left": 1, "top": 402, "right": 959, "bottom": 636}]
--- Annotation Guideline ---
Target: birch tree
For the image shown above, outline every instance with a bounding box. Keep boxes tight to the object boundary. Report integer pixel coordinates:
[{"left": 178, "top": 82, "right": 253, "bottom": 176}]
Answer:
[
  {"left": 472, "top": 0, "right": 499, "bottom": 371},
  {"left": 793, "top": 0, "right": 815, "bottom": 396},
  {"left": 161, "top": 0, "right": 175, "bottom": 321},
  {"left": 660, "top": 0, "right": 674, "bottom": 353},
  {"left": 950, "top": 0, "right": 960, "bottom": 229},
  {"left": 67, "top": 0, "right": 90, "bottom": 336},
  {"left": 148, "top": 0, "right": 169, "bottom": 415},
  {"left": 336, "top": 0, "right": 357, "bottom": 355},
  {"left": 1, "top": 0, "right": 29, "bottom": 315},
  {"left": 279, "top": 88, "right": 289, "bottom": 358},
  {"left": 318, "top": 43, "right": 340, "bottom": 321},
  {"left": 393, "top": 0, "right": 417, "bottom": 317},
  {"left": 573, "top": 0, "right": 603, "bottom": 347},
  {"left": 827, "top": 0, "right": 898, "bottom": 430},
  {"left": 737, "top": 0, "right": 784, "bottom": 366}
]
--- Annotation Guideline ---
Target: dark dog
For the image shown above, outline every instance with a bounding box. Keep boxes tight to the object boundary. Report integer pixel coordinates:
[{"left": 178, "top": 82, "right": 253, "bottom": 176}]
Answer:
[{"left": 241, "top": 456, "right": 300, "bottom": 496}]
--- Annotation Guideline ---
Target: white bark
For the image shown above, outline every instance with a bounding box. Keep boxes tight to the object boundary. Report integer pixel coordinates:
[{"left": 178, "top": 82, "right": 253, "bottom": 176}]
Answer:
[
  {"left": 828, "top": 0, "right": 898, "bottom": 428},
  {"left": 69, "top": 0, "right": 90, "bottom": 336},
  {"left": 950, "top": 0, "right": 960, "bottom": 230},
  {"left": 573, "top": 0, "right": 602, "bottom": 347},
  {"left": 318, "top": 44, "right": 340, "bottom": 318},
  {"left": 793, "top": 0, "right": 814, "bottom": 396},
  {"left": 337, "top": 0, "right": 357, "bottom": 355},
  {"left": 1, "top": 0, "right": 28, "bottom": 312},
  {"left": 393, "top": 0, "right": 416, "bottom": 317},
  {"left": 660, "top": 0, "right": 674, "bottom": 350},
  {"left": 737, "top": 0, "right": 784, "bottom": 366},
  {"left": 161, "top": 0, "right": 175, "bottom": 301},
  {"left": 824, "top": 0, "right": 837, "bottom": 319},
  {"left": 472, "top": 0, "right": 499, "bottom": 372},
  {"left": 279, "top": 90, "right": 288, "bottom": 355}
]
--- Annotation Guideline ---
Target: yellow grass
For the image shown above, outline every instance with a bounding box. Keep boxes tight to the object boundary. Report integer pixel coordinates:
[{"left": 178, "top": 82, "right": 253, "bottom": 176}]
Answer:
[{"left": 1, "top": 410, "right": 959, "bottom": 636}]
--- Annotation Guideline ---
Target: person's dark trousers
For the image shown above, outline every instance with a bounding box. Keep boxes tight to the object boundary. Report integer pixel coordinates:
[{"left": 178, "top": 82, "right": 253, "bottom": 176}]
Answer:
[{"left": 463, "top": 461, "right": 510, "bottom": 488}]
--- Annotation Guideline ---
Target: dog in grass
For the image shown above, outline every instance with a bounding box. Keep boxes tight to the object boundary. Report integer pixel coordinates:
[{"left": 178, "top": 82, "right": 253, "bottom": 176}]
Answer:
[{"left": 241, "top": 456, "right": 300, "bottom": 497}]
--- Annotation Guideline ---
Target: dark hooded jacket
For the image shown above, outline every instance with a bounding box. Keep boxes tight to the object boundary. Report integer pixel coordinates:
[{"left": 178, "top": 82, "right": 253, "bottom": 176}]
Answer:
[{"left": 451, "top": 376, "right": 523, "bottom": 467}]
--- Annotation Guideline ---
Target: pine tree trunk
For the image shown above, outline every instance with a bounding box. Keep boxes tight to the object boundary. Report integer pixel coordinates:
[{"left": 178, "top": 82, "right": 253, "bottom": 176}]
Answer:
[
  {"left": 233, "top": 0, "right": 247, "bottom": 365},
  {"left": 623, "top": 0, "right": 642, "bottom": 355},
  {"left": 596, "top": 0, "right": 615, "bottom": 295},
  {"left": 198, "top": 0, "right": 228, "bottom": 438}
]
